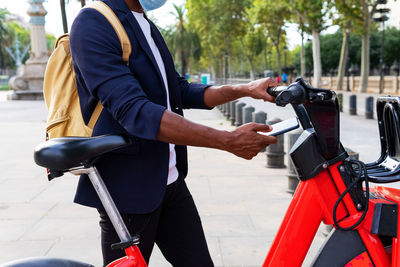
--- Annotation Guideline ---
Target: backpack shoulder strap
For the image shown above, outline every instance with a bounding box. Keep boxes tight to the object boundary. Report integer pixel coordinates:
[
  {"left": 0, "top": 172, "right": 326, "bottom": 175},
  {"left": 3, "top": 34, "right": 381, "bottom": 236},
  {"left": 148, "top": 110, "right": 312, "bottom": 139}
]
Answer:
[
  {"left": 82, "top": 1, "right": 132, "bottom": 129},
  {"left": 84, "top": 1, "right": 131, "bottom": 65}
]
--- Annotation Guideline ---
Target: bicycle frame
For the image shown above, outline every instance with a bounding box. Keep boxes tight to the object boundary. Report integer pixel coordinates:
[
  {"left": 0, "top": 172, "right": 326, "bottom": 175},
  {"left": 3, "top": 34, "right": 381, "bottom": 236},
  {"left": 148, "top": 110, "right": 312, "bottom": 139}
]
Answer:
[
  {"left": 263, "top": 162, "right": 392, "bottom": 266},
  {"left": 263, "top": 80, "right": 400, "bottom": 266},
  {"left": 71, "top": 167, "right": 147, "bottom": 267},
  {"left": 28, "top": 79, "right": 400, "bottom": 267}
]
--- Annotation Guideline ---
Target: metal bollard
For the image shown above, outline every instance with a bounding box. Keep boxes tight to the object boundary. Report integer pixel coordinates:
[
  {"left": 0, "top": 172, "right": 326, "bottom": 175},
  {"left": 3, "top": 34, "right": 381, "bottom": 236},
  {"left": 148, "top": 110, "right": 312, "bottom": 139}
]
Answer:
[
  {"left": 287, "top": 129, "right": 303, "bottom": 194},
  {"left": 253, "top": 111, "right": 268, "bottom": 152},
  {"left": 235, "top": 102, "right": 246, "bottom": 126},
  {"left": 365, "top": 97, "right": 374, "bottom": 119},
  {"left": 221, "top": 103, "right": 226, "bottom": 115},
  {"left": 337, "top": 93, "right": 343, "bottom": 112},
  {"left": 266, "top": 118, "right": 286, "bottom": 168},
  {"left": 349, "top": 95, "right": 357, "bottom": 115},
  {"left": 243, "top": 106, "right": 255, "bottom": 124},
  {"left": 253, "top": 111, "right": 267, "bottom": 124},
  {"left": 230, "top": 100, "right": 238, "bottom": 126},
  {"left": 225, "top": 102, "right": 231, "bottom": 118}
]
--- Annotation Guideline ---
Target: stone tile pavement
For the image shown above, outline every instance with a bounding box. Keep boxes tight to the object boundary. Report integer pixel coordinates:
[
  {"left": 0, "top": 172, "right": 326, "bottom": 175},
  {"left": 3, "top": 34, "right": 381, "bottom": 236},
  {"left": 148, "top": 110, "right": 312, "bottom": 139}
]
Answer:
[{"left": 0, "top": 94, "right": 384, "bottom": 266}]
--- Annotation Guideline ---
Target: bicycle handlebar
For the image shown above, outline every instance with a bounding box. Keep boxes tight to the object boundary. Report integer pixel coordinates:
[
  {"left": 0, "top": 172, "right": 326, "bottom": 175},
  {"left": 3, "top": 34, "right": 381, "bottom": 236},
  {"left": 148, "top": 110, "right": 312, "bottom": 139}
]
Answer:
[
  {"left": 267, "top": 78, "right": 334, "bottom": 107},
  {"left": 267, "top": 86, "right": 287, "bottom": 98}
]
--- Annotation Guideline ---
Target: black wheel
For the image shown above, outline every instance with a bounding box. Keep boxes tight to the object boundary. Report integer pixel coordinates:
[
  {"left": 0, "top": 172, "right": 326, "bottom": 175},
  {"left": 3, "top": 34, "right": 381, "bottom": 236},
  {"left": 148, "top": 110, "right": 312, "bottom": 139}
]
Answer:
[{"left": 0, "top": 257, "right": 94, "bottom": 267}]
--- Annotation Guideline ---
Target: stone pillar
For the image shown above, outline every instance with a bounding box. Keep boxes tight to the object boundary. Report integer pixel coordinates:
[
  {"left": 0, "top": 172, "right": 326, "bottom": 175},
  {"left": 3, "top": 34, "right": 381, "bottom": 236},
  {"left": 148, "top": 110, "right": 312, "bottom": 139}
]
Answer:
[{"left": 9, "top": 0, "right": 48, "bottom": 100}]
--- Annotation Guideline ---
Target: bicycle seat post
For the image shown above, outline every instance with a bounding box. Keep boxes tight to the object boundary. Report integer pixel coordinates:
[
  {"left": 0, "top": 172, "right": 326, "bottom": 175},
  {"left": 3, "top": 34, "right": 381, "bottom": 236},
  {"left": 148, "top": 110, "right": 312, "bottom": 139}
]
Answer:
[{"left": 70, "top": 166, "right": 134, "bottom": 245}]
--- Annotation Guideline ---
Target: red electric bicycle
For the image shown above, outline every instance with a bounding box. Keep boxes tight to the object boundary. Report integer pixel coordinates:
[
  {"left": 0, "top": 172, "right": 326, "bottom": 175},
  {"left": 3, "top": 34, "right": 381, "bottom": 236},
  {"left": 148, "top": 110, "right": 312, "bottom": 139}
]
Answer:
[{"left": 3, "top": 77, "right": 400, "bottom": 266}]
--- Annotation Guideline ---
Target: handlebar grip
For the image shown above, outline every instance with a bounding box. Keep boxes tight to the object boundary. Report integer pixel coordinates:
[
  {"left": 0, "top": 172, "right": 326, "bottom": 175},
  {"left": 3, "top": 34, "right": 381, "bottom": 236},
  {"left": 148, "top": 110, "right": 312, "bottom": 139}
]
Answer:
[{"left": 267, "top": 86, "right": 288, "bottom": 97}]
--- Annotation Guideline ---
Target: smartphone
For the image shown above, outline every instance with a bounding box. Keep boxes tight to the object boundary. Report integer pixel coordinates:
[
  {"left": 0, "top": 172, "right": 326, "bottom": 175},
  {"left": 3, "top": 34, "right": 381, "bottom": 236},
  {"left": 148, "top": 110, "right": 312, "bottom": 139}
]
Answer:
[{"left": 258, "top": 117, "right": 300, "bottom": 136}]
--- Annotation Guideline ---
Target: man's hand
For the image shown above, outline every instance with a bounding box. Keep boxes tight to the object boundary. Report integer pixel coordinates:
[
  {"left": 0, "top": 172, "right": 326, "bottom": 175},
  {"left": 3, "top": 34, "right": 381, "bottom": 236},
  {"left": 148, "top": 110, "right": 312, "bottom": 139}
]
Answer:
[
  {"left": 245, "top": 77, "right": 278, "bottom": 102},
  {"left": 224, "top": 123, "right": 277, "bottom": 160},
  {"left": 158, "top": 111, "right": 277, "bottom": 161}
]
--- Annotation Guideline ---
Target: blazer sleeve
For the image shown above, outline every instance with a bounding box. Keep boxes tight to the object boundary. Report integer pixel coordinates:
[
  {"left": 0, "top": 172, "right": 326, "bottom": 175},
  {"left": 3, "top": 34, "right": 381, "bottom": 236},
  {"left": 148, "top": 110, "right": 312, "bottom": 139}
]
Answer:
[
  {"left": 70, "top": 8, "right": 166, "bottom": 141},
  {"left": 175, "top": 72, "right": 212, "bottom": 110}
]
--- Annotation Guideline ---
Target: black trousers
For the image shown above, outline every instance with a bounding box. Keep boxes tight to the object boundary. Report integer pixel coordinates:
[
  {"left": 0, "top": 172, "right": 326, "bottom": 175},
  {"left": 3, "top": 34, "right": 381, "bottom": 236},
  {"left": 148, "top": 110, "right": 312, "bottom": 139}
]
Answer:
[{"left": 98, "top": 179, "right": 214, "bottom": 267}]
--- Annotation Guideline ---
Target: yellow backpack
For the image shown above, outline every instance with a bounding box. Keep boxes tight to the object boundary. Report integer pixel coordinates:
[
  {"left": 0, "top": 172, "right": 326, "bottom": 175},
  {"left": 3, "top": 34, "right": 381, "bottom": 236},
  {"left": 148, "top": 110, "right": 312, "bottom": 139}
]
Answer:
[{"left": 43, "top": 1, "right": 131, "bottom": 139}]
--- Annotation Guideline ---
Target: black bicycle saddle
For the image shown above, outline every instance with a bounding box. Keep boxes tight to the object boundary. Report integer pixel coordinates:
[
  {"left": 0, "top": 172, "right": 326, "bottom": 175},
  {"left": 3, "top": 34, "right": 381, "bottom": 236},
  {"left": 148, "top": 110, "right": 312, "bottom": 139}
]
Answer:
[{"left": 34, "top": 135, "right": 131, "bottom": 171}]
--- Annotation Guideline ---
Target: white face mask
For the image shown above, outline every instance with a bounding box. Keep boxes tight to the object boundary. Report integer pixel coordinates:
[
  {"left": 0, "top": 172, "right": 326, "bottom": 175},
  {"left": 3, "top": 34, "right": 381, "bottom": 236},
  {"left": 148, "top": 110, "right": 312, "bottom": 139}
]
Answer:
[{"left": 138, "top": 0, "right": 167, "bottom": 11}]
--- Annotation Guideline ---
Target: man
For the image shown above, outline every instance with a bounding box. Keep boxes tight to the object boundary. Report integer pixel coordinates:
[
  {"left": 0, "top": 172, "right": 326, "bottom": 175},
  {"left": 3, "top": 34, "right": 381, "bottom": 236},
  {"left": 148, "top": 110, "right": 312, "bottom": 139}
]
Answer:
[{"left": 70, "top": 0, "right": 277, "bottom": 266}]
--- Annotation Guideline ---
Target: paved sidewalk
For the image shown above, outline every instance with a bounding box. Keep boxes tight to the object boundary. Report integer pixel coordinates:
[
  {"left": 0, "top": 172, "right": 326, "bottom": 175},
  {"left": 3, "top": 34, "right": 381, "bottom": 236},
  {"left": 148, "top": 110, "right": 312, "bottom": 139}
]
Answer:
[{"left": 0, "top": 96, "right": 381, "bottom": 266}]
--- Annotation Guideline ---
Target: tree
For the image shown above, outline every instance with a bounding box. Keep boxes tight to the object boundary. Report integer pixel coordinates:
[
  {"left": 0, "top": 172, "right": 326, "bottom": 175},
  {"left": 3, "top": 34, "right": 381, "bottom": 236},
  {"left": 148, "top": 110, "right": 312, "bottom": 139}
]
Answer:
[
  {"left": 241, "top": 23, "right": 264, "bottom": 79},
  {"left": 255, "top": 0, "right": 290, "bottom": 77},
  {"left": 186, "top": 0, "right": 250, "bottom": 80},
  {"left": 334, "top": 0, "right": 399, "bottom": 92},
  {"left": 0, "top": 8, "right": 9, "bottom": 70},
  {"left": 382, "top": 27, "right": 400, "bottom": 67},
  {"left": 289, "top": 0, "right": 331, "bottom": 87},
  {"left": 239, "top": 5, "right": 265, "bottom": 79},
  {"left": 161, "top": 4, "right": 202, "bottom": 76},
  {"left": 170, "top": 4, "right": 188, "bottom": 76}
]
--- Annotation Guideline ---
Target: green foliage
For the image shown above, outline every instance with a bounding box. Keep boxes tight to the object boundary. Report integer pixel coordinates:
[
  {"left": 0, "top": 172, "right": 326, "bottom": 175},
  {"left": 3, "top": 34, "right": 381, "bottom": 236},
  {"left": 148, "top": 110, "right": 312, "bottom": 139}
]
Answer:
[
  {"left": 290, "top": 0, "right": 331, "bottom": 33},
  {"left": 2, "top": 21, "right": 30, "bottom": 70},
  {"left": 159, "top": 0, "right": 398, "bottom": 79},
  {"left": 0, "top": 84, "right": 10, "bottom": 90},
  {"left": 160, "top": 4, "right": 202, "bottom": 76},
  {"left": 0, "top": 8, "right": 56, "bottom": 70},
  {"left": 0, "top": 8, "right": 9, "bottom": 69},
  {"left": 383, "top": 27, "right": 400, "bottom": 66},
  {"left": 186, "top": 0, "right": 252, "bottom": 77},
  {"left": 292, "top": 27, "right": 400, "bottom": 75},
  {"left": 253, "top": 0, "right": 290, "bottom": 75}
]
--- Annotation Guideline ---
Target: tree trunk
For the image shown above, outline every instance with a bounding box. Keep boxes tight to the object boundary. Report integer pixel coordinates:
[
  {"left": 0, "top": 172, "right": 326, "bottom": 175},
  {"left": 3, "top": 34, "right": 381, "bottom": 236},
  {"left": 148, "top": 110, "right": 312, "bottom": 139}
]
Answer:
[
  {"left": 60, "top": 0, "right": 68, "bottom": 34},
  {"left": 246, "top": 55, "right": 256, "bottom": 80},
  {"left": 336, "top": 24, "right": 350, "bottom": 91},
  {"left": 264, "top": 39, "right": 268, "bottom": 70},
  {"left": 360, "top": 19, "right": 370, "bottom": 92},
  {"left": 300, "top": 30, "right": 305, "bottom": 77},
  {"left": 181, "top": 49, "right": 187, "bottom": 77},
  {"left": 311, "top": 29, "right": 322, "bottom": 87},
  {"left": 0, "top": 37, "right": 4, "bottom": 69},
  {"left": 80, "top": 0, "right": 86, "bottom": 7},
  {"left": 224, "top": 52, "right": 229, "bottom": 82},
  {"left": 276, "top": 44, "right": 282, "bottom": 78}
]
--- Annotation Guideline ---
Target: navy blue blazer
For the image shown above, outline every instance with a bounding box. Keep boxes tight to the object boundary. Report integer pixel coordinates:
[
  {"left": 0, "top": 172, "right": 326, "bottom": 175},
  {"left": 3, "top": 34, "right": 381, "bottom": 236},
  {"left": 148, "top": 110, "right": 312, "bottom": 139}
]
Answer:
[{"left": 70, "top": 0, "right": 210, "bottom": 214}]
